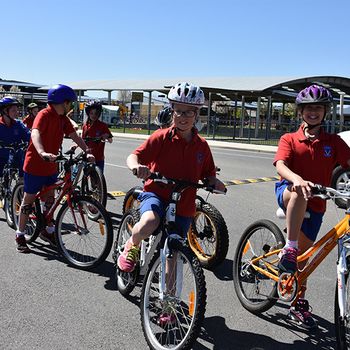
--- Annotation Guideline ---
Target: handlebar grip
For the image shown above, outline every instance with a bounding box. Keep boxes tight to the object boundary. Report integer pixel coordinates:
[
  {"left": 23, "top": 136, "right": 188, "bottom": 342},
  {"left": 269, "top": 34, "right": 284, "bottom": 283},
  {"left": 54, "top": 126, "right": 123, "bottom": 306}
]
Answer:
[{"left": 311, "top": 184, "right": 326, "bottom": 195}]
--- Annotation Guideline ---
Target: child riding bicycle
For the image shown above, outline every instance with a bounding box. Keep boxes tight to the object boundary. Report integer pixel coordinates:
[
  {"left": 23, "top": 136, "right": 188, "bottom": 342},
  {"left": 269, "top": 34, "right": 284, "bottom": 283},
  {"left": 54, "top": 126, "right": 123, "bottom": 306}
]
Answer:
[
  {"left": 16, "top": 84, "right": 95, "bottom": 253},
  {"left": 117, "top": 82, "right": 225, "bottom": 274},
  {"left": 274, "top": 84, "right": 350, "bottom": 329},
  {"left": 22, "top": 102, "right": 40, "bottom": 129},
  {"left": 0, "top": 97, "right": 30, "bottom": 180}
]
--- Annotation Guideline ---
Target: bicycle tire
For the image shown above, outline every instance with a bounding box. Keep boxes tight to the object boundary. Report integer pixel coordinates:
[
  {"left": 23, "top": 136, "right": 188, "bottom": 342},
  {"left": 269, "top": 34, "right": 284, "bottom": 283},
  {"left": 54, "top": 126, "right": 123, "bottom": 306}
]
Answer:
[
  {"left": 4, "top": 172, "right": 18, "bottom": 229},
  {"left": 331, "top": 165, "right": 350, "bottom": 209},
  {"left": 81, "top": 165, "right": 107, "bottom": 208},
  {"left": 113, "top": 209, "right": 141, "bottom": 295},
  {"left": 140, "top": 244, "right": 206, "bottom": 350},
  {"left": 188, "top": 200, "right": 229, "bottom": 270},
  {"left": 233, "top": 219, "right": 285, "bottom": 314},
  {"left": 122, "top": 186, "right": 142, "bottom": 214},
  {"left": 55, "top": 195, "right": 113, "bottom": 270},
  {"left": 11, "top": 180, "right": 42, "bottom": 243},
  {"left": 335, "top": 256, "right": 350, "bottom": 350}
]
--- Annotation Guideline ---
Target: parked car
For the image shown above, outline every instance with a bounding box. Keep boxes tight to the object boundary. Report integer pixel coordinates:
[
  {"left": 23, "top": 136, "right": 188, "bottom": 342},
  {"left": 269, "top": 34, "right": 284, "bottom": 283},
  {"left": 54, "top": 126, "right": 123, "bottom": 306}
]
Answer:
[{"left": 332, "top": 131, "right": 350, "bottom": 208}]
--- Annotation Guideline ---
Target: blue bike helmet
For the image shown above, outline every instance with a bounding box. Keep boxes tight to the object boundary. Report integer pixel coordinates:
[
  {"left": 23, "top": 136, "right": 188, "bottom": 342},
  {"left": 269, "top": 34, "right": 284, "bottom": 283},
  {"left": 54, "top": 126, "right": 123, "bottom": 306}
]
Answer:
[
  {"left": 0, "top": 97, "right": 22, "bottom": 113},
  {"left": 47, "top": 84, "right": 77, "bottom": 104}
]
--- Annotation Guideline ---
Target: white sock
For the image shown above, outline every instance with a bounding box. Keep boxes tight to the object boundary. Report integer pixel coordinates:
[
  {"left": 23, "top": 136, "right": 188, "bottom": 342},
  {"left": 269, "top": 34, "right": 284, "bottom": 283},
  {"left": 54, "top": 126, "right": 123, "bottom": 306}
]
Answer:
[
  {"left": 16, "top": 231, "right": 25, "bottom": 237},
  {"left": 46, "top": 226, "right": 55, "bottom": 234},
  {"left": 285, "top": 239, "right": 298, "bottom": 249}
]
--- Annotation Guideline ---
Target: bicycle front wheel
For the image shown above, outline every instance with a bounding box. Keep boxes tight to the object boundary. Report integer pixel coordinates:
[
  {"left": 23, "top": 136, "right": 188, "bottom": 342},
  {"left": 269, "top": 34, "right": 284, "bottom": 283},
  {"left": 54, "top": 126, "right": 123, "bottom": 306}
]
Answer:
[
  {"left": 335, "top": 257, "right": 350, "bottom": 350},
  {"left": 55, "top": 195, "right": 113, "bottom": 270},
  {"left": 141, "top": 246, "right": 206, "bottom": 350},
  {"left": 82, "top": 165, "right": 107, "bottom": 208},
  {"left": 233, "top": 219, "right": 285, "bottom": 314},
  {"left": 188, "top": 201, "right": 229, "bottom": 270},
  {"left": 122, "top": 186, "right": 142, "bottom": 214},
  {"left": 113, "top": 209, "right": 140, "bottom": 295}
]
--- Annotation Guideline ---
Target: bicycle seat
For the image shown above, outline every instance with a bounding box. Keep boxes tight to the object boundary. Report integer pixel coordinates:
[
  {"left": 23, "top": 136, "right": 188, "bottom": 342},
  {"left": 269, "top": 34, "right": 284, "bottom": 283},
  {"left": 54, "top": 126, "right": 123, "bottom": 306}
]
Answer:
[{"left": 276, "top": 207, "right": 310, "bottom": 219}]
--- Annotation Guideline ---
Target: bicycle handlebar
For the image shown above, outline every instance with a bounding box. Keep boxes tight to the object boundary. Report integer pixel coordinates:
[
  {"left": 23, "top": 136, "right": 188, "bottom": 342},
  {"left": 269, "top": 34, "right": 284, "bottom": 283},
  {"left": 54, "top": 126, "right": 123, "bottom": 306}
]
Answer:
[
  {"left": 83, "top": 136, "right": 112, "bottom": 143},
  {"left": 133, "top": 170, "right": 226, "bottom": 194},
  {"left": 0, "top": 140, "right": 28, "bottom": 151},
  {"left": 312, "top": 184, "right": 350, "bottom": 199}
]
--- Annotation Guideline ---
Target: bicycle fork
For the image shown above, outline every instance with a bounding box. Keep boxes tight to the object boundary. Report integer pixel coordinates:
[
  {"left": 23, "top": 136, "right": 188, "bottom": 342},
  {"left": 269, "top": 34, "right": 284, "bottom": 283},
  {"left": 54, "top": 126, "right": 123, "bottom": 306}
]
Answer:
[
  {"left": 337, "top": 234, "right": 350, "bottom": 319},
  {"left": 159, "top": 234, "right": 184, "bottom": 301}
]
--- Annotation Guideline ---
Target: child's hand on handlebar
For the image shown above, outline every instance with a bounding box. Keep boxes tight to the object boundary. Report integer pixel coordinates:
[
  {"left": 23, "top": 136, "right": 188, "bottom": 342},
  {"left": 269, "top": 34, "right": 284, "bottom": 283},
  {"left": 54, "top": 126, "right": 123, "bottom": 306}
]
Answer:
[
  {"left": 132, "top": 165, "right": 151, "bottom": 180},
  {"left": 40, "top": 152, "right": 57, "bottom": 162},
  {"left": 291, "top": 178, "right": 314, "bottom": 201},
  {"left": 86, "top": 153, "right": 95, "bottom": 163}
]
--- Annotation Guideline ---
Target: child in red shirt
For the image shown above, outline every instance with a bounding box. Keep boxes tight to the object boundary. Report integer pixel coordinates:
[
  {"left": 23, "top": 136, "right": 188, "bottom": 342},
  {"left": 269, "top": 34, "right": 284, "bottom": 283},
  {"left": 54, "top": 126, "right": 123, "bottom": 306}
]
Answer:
[
  {"left": 16, "top": 84, "right": 94, "bottom": 253},
  {"left": 82, "top": 100, "right": 112, "bottom": 173},
  {"left": 22, "top": 103, "right": 39, "bottom": 129},
  {"left": 117, "top": 82, "right": 226, "bottom": 277},
  {"left": 274, "top": 84, "right": 350, "bottom": 329}
]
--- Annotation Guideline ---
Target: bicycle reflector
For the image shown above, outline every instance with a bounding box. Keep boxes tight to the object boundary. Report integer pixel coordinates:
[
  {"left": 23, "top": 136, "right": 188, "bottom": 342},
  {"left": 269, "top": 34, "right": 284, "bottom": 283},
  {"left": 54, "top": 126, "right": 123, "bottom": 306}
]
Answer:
[
  {"left": 98, "top": 220, "right": 105, "bottom": 236},
  {"left": 188, "top": 290, "right": 195, "bottom": 316},
  {"left": 243, "top": 241, "right": 251, "bottom": 255}
]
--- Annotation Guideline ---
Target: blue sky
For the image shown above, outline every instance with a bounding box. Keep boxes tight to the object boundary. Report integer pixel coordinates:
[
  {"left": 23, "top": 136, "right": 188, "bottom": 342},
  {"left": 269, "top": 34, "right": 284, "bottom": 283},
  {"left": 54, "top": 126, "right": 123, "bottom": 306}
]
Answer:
[{"left": 1, "top": 0, "right": 350, "bottom": 87}]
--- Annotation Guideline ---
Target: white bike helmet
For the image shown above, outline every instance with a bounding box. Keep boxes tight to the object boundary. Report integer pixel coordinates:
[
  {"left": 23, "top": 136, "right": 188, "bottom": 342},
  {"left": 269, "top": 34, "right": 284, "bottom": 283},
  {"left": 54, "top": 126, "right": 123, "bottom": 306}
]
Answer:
[{"left": 168, "top": 82, "right": 205, "bottom": 107}]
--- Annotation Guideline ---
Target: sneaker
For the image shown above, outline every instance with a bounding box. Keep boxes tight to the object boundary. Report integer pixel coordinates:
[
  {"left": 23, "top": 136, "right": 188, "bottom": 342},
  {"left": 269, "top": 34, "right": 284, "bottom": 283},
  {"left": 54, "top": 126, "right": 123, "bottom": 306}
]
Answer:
[
  {"left": 278, "top": 247, "right": 298, "bottom": 273},
  {"left": 158, "top": 313, "right": 176, "bottom": 327},
  {"left": 117, "top": 238, "right": 140, "bottom": 272},
  {"left": 39, "top": 229, "right": 57, "bottom": 247},
  {"left": 16, "top": 235, "right": 31, "bottom": 253},
  {"left": 287, "top": 298, "right": 318, "bottom": 329}
]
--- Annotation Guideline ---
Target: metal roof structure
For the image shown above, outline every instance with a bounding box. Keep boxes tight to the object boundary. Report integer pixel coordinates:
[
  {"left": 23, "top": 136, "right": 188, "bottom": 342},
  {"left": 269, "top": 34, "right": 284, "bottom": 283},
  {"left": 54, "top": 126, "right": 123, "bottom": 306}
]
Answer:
[{"left": 48, "top": 75, "right": 350, "bottom": 103}]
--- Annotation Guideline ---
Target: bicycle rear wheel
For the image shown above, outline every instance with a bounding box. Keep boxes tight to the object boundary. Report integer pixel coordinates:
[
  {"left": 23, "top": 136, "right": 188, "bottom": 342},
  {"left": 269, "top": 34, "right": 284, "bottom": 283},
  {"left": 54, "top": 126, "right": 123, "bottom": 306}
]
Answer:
[
  {"left": 335, "top": 257, "right": 350, "bottom": 350},
  {"left": 141, "top": 245, "right": 206, "bottom": 350},
  {"left": 188, "top": 201, "right": 229, "bottom": 270},
  {"left": 55, "top": 195, "right": 113, "bottom": 270},
  {"left": 81, "top": 165, "right": 107, "bottom": 208},
  {"left": 233, "top": 219, "right": 285, "bottom": 314},
  {"left": 112, "top": 209, "right": 140, "bottom": 295}
]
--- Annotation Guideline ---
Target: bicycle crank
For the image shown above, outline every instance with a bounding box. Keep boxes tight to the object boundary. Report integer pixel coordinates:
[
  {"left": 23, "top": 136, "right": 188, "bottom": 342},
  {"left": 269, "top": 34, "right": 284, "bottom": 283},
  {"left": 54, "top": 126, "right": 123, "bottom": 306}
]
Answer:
[{"left": 277, "top": 272, "right": 298, "bottom": 302}]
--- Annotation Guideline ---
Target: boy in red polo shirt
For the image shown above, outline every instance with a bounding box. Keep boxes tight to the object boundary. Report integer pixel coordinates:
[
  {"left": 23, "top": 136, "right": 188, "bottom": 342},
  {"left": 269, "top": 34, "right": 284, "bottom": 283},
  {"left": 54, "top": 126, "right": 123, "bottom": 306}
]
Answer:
[
  {"left": 117, "top": 82, "right": 225, "bottom": 276},
  {"left": 274, "top": 85, "right": 350, "bottom": 329},
  {"left": 16, "top": 84, "right": 94, "bottom": 253},
  {"left": 81, "top": 100, "right": 112, "bottom": 173}
]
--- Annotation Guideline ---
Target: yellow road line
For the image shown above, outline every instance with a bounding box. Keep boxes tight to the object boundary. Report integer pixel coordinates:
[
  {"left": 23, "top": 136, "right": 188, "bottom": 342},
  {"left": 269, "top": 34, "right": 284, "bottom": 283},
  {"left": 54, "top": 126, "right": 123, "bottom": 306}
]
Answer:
[{"left": 107, "top": 176, "right": 280, "bottom": 198}]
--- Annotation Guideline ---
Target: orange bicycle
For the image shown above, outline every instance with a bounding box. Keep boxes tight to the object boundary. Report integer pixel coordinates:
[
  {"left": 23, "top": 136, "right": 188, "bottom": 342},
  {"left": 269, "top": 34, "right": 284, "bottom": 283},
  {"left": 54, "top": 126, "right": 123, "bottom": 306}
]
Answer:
[
  {"left": 233, "top": 184, "right": 350, "bottom": 349},
  {"left": 11, "top": 153, "right": 113, "bottom": 270}
]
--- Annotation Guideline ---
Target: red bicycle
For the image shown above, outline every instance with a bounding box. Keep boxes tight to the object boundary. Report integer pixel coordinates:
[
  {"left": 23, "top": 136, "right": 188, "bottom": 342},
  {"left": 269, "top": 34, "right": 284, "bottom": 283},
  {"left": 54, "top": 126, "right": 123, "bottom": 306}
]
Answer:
[{"left": 11, "top": 152, "right": 113, "bottom": 270}]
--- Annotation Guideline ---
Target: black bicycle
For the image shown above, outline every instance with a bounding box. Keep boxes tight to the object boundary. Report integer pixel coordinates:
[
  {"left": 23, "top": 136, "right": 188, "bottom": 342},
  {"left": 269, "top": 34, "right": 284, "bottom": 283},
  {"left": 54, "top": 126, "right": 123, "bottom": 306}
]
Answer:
[
  {"left": 113, "top": 172, "right": 226, "bottom": 350},
  {"left": 0, "top": 140, "right": 27, "bottom": 229}
]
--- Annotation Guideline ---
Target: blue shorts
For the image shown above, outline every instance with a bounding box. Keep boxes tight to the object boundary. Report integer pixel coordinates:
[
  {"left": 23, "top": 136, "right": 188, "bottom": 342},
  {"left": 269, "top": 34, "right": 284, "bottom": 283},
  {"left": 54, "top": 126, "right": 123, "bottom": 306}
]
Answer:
[
  {"left": 138, "top": 191, "right": 192, "bottom": 237},
  {"left": 275, "top": 179, "right": 324, "bottom": 241},
  {"left": 24, "top": 172, "right": 58, "bottom": 194}
]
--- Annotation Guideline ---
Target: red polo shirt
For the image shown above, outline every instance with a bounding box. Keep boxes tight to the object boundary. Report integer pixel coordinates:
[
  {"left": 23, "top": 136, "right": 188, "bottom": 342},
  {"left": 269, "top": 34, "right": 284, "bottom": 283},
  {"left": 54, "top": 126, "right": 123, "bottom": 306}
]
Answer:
[
  {"left": 82, "top": 120, "right": 111, "bottom": 162},
  {"left": 274, "top": 126, "right": 350, "bottom": 212},
  {"left": 22, "top": 115, "right": 35, "bottom": 129},
  {"left": 133, "top": 127, "right": 216, "bottom": 217},
  {"left": 24, "top": 105, "right": 75, "bottom": 176}
]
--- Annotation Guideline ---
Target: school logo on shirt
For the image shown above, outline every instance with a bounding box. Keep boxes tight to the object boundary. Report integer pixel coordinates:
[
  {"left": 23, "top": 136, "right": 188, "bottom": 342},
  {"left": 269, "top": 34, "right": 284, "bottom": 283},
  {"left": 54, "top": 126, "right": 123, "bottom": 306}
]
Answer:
[
  {"left": 323, "top": 145, "right": 332, "bottom": 158},
  {"left": 197, "top": 152, "right": 204, "bottom": 163}
]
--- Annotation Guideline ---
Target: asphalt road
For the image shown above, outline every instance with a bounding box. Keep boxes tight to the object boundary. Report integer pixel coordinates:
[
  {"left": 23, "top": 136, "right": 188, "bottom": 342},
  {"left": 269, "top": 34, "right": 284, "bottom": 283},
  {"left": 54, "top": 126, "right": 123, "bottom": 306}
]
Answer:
[{"left": 0, "top": 137, "right": 341, "bottom": 350}]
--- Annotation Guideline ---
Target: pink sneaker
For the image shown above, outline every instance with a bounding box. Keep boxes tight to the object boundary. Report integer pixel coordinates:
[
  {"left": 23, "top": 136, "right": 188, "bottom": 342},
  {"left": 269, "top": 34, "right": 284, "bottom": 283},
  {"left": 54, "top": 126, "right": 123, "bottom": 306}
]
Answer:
[
  {"left": 158, "top": 313, "right": 176, "bottom": 327},
  {"left": 117, "top": 238, "right": 140, "bottom": 272}
]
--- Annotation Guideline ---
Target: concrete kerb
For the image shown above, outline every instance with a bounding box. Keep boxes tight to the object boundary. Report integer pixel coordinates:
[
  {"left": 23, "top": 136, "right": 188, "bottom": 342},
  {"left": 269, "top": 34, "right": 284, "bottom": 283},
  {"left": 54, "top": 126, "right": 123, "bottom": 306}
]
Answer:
[{"left": 111, "top": 132, "right": 278, "bottom": 154}]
